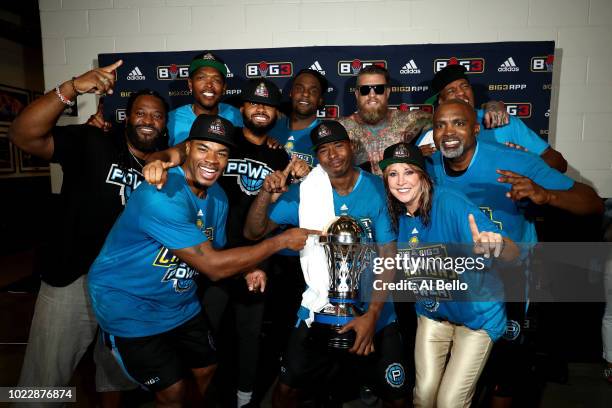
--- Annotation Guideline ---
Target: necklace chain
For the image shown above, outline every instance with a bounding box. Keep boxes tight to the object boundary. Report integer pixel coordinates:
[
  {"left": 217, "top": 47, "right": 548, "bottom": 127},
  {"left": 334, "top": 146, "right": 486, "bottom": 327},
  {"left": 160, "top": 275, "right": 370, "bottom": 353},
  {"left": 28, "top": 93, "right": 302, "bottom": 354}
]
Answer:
[{"left": 127, "top": 146, "right": 144, "bottom": 169}]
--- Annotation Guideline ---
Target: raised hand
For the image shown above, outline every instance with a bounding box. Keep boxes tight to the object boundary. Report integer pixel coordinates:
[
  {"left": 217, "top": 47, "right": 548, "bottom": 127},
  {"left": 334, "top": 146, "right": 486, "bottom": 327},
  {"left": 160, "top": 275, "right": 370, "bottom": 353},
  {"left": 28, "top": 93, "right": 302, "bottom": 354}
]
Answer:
[
  {"left": 468, "top": 213, "right": 504, "bottom": 258},
  {"left": 86, "top": 98, "right": 112, "bottom": 132},
  {"left": 72, "top": 60, "right": 123, "bottom": 96},
  {"left": 290, "top": 157, "right": 311, "bottom": 179},
  {"left": 482, "top": 101, "right": 510, "bottom": 128},
  {"left": 262, "top": 156, "right": 297, "bottom": 194},
  {"left": 143, "top": 160, "right": 177, "bottom": 190},
  {"left": 496, "top": 169, "right": 551, "bottom": 205}
]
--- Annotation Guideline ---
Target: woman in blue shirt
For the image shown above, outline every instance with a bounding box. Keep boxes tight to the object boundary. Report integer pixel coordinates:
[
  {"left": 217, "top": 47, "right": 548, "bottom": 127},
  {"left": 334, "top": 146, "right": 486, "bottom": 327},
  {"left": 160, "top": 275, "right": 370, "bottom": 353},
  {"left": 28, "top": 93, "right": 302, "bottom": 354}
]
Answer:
[{"left": 378, "top": 142, "right": 518, "bottom": 408}]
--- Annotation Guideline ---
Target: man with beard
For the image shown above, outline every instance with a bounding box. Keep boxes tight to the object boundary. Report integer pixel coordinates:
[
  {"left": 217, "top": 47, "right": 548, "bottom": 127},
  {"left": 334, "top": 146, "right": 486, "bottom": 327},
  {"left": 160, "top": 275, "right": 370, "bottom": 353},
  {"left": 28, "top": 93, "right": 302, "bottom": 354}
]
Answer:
[
  {"left": 420, "top": 64, "right": 567, "bottom": 172},
  {"left": 428, "top": 99, "right": 603, "bottom": 408},
  {"left": 8, "top": 61, "right": 168, "bottom": 405},
  {"left": 339, "top": 65, "right": 509, "bottom": 177},
  {"left": 338, "top": 65, "right": 432, "bottom": 176},
  {"left": 143, "top": 79, "right": 309, "bottom": 407},
  {"left": 168, "top": 51, "right": 243, "bottom": 146},
  {"left": 269, "top": 68, "right": 327, "bottom": 167}
]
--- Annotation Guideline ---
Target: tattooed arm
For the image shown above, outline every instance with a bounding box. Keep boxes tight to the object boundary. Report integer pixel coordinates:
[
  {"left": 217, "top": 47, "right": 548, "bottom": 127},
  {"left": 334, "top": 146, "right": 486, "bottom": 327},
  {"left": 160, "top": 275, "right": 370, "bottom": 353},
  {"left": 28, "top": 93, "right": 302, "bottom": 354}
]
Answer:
[
  {"left": 400, "top": 110, "right": 433, "bottom": 143},
  {"left": 244, "top": 160, "right": 297, "bottom": 240}
]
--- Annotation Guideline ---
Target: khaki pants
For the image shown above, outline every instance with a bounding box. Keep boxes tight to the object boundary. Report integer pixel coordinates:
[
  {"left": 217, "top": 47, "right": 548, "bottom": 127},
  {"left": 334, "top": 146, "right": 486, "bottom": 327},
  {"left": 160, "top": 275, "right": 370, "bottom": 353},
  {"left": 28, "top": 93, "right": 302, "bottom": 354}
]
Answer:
[{"left": 413, "top": 315, "right": 492, "bottom": 408}]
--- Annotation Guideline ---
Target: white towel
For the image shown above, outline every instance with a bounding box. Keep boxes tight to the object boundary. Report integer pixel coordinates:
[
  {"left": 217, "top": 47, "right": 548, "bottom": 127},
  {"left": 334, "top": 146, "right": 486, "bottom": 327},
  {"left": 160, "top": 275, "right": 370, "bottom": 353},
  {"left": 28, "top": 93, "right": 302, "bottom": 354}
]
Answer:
[{"left": 299, "top": 164, "right": 336, "bottom": 326}]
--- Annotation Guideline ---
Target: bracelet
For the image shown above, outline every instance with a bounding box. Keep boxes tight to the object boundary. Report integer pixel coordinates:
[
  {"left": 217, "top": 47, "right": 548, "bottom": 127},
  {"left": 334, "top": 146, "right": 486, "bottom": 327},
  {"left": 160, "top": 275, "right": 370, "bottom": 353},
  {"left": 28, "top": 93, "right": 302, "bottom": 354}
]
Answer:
[
  {"left": 55, "top": 86, "right": 75, "bottom": 107},
  {"left": 70, "top": 77, "right": 82, "bottom": 95}
]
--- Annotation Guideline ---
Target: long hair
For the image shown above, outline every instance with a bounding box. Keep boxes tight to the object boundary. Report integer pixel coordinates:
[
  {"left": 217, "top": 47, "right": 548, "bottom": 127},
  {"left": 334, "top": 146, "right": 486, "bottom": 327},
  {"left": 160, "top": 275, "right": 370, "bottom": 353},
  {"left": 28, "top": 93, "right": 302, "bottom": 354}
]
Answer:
[{"left": 383, "top": 164, "right": 434, "bottom": 233}]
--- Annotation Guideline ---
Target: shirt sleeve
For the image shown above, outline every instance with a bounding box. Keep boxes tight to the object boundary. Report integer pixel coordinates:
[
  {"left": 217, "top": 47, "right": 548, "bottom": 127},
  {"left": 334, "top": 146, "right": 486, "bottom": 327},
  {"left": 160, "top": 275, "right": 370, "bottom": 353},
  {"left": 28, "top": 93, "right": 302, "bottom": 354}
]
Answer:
[
  {"left": 507, "top": 116, "right": 549, "bottom": 156},
  {"left": 268, "top": 184, "right": 300, "bottom": 226},
  {"left": 520, "top": 152, "right": 574, "bottom": 191},
  {"left": 138, "top": 190, "right": 207, "bottom": 250},
  {"left": 50, "top": 125, "right": 87, "bottom": 167}
]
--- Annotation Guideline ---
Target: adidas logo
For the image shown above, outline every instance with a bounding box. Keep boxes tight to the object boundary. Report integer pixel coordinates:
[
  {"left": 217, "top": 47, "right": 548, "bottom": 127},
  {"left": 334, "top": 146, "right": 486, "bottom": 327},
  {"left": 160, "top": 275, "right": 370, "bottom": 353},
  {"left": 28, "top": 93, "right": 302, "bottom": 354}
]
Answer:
[
  {"left": 340, "top": 204, "right": 348, "bottom": 211},
  {"left": 225, "top": 64, "right": 234, "bottom": 78},
  {"left": 400, "top": 60, "right": 421, "bottom": 74},
  {"left": 197, "top": 209, "right": 203, "bottom": 216},
  {"left": 498, "top": 57, "right": 519, "bottom": 72},
  {"left": 287, "top": 136, "right": 295, "bottom": 141},
  {"left": 411, "top": 227, "right": 419, "bottom": 234},
  {"left": 309, "top": 61, "right": 326, "bottom": 75},
  {"left": 127, "top": 66, "right": 145, "bottom": 80}
]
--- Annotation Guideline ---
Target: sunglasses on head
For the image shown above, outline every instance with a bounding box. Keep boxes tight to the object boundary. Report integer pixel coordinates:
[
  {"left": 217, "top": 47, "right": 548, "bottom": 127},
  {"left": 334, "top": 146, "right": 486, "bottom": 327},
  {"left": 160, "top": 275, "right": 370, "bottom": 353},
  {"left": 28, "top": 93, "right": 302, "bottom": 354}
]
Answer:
[{"left": 358, "top": 84, "right": 386, "bottom": 96}]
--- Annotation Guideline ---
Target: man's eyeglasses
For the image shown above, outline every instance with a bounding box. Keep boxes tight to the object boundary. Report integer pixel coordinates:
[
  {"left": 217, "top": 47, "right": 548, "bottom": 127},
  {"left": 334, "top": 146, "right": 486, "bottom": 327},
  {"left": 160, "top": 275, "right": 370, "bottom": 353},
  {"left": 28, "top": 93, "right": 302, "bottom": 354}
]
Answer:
[{"left": 358, "top": 84, "right": 386, "bottom": 96}]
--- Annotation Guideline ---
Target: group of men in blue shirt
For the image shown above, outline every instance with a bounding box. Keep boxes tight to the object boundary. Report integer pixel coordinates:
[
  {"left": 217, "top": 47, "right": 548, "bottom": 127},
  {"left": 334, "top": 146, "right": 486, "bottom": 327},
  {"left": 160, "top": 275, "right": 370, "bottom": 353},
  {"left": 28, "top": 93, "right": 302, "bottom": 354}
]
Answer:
[{"left": 11, "top": 48, "right": 604, "bottom": 408}]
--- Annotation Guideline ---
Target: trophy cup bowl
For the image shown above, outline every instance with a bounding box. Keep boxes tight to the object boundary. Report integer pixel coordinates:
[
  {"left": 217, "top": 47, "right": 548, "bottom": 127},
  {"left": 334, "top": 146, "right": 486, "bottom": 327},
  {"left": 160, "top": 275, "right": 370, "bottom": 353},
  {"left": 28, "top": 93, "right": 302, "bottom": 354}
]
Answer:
[{"left": 312, "top": 215, "right": 372, "bottom": 350}]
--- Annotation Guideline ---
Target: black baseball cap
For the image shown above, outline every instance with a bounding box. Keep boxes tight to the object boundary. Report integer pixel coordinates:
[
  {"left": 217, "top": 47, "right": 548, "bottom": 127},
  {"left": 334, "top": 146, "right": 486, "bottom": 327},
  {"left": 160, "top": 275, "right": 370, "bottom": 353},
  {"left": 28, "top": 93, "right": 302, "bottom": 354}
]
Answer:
[
  {"left": 241, "top": 79, "right": 281, "bottom": 107},
  {"left": 187, "top": 114, "right": 236, "bottom": 148},
  {"left": 310, "top": 120, "right": 350, "bottom": 151},
  {"left": 425, "top": 64, "right": 469, "bottom": 104},
  {"left": 189, "top": 51, "right": 228, "bottom": 78},
  {"left": 379, "top": 142, "right": 425, "bottom": 172}
]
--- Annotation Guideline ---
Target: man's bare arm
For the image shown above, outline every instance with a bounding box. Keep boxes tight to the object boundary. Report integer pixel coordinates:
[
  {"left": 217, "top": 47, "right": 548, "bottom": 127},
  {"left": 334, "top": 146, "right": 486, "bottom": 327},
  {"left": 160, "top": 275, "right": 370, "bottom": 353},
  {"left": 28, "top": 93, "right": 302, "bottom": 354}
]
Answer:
[
  {"left": 402, "top": 110, "right": 433, "bottom": 143},
  {"left": 541, "top": 147, "right": 568, "bottom": 173},
  {"left": 8, "top": 60, "right": 123, "bottom": 161},
  {"left": 244, "top": 160, "right": 296, "bottom": 240},
  {"left": 174, "top": 227, "right": 314, "bottom": 281},
  {"left": 244, "top": 189, "right": 280, "bottom": 241}
]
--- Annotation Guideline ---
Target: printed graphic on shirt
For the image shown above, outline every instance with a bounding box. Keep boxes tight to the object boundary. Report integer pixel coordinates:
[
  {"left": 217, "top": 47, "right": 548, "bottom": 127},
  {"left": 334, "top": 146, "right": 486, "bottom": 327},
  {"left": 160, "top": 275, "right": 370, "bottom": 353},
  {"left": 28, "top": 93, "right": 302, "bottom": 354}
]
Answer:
[
  {"left": 105, "top": 164, "right": 144, "bottom": 205},
  {"left": 153, "top": 213, "right": 214, "bottom": 293},
  {"left": 224, "top": 158, "right": 274, "bottom": 195}
]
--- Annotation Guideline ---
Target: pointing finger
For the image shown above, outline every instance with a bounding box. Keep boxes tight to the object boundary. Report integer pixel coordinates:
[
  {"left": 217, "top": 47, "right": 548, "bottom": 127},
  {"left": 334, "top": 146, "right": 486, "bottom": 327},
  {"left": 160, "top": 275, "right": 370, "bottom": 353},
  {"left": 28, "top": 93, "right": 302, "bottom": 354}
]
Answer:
[
  {"left": 468, "top": 214, "right": 480, "bottom": 242},
  {"left": 101, "top": 59, "right": 123, "bottom": 73}
]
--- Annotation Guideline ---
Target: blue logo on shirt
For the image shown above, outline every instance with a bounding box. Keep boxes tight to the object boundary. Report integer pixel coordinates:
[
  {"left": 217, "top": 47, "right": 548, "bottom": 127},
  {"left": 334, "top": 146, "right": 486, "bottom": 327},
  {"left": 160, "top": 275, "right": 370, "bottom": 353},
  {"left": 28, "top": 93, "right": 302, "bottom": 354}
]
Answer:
[
  {"left": 224, "top": 158, "right": 273, "bottom": 195},
  {"left": 161, "top": 262, "right": 197, "bottom": 293},
  {"left": 385, "top": 363, "right": 405, "bottom": 388}
]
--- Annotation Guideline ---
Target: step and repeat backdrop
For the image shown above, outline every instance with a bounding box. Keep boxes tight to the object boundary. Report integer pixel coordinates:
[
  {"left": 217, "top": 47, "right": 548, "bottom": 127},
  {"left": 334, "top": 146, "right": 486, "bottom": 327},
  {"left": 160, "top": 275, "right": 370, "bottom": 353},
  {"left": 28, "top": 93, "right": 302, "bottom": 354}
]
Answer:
[{"left": 99, "top": 41, "right": 554, "bottom": 140}]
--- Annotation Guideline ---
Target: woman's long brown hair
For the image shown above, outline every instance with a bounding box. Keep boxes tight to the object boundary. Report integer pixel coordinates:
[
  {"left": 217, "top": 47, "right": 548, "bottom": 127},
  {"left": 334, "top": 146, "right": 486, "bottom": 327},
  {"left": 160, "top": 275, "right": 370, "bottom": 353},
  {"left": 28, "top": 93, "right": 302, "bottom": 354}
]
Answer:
[{"left": 383, "top": 164, "right": 434, "bottom": 233}]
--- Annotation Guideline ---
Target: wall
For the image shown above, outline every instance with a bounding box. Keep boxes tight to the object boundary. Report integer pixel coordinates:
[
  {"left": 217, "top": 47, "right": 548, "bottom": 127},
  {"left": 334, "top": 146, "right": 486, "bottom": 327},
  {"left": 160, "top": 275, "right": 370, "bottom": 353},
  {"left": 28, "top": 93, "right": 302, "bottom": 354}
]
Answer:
[{"left": 38, "top": 0, "right": 612, "bottom": 196}]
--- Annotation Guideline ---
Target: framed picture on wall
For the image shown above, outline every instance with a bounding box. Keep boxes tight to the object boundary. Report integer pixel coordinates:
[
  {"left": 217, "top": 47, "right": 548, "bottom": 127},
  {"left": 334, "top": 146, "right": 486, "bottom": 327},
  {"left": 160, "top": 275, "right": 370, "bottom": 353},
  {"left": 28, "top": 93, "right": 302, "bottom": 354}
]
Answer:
[
  {"left": 17, "top": 146, "right": 49, "bottom": 173},
  {"left": 0, "top": 125, "right": 15, "bottom": 173},
  {"left": 0, "top": 84, "right": 30, "bottom": 125}
]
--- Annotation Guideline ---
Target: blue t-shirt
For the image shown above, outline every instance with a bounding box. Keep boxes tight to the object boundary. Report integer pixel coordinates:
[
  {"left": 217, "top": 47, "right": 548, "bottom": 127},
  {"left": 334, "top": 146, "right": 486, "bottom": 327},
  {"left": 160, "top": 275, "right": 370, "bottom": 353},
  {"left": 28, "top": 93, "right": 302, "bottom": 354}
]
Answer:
[
  {"left": 476, "top": 108, "right": 549, "bottom": 155},
  {"left": 88, "top": 167, "right": 228, "bottom": 338},
  {"left": 427, "top": 140, "right": 574, "bottom": 244},
  {"left": 168, "top": 103, "right": 243, "bottom": 146},
  {"left": 268, "top": 169, "right": 397, "bottom": 331},
  {"left": 397, "top": 186, "right": 507, "bottom": 341},
  {"left": 269, "top": 115, "right": 319, "bottom": 166}
]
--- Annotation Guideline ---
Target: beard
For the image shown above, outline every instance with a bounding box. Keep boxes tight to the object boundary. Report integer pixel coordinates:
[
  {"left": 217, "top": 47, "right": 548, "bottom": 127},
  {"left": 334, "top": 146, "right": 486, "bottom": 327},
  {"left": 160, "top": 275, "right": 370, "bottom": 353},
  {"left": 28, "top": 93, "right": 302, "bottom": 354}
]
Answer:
[
  {"left": 125, "top": 124, "right": 163, "bottom": 153},
  {"left": 357, "top": 100, "right": 387, "bottom": 125},
  {"left": 439, "top": 138, "right": 465, "bottom": 159},
  {"left": 243, "top": 113, "right": 277, "bottom": 136}
]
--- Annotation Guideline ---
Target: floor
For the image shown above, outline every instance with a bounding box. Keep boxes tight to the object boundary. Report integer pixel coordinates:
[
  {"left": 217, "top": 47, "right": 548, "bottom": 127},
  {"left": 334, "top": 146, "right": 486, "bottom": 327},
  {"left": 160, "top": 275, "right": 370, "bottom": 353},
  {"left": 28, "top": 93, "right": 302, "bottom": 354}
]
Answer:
[{"left": 1, "top": 251, "right": 611, "bottom": 408}]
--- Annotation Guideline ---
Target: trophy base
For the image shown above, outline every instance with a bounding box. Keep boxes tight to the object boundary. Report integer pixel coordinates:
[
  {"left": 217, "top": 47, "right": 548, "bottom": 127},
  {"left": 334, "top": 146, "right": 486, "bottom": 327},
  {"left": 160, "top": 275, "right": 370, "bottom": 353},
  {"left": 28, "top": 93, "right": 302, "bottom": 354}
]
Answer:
[{"left": 310, "top": 322, "right": 356, "bottom": 350}]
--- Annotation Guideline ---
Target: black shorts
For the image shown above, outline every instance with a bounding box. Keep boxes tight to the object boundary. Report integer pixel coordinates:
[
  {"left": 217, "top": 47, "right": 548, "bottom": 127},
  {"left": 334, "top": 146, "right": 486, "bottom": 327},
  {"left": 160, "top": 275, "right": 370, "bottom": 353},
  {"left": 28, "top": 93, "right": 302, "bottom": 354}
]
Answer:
[
  {"left": 104, "top": 312, "right": 217, "bottom": 392},
  {"left": 278, "top": 321, "right": 412, "bottom": 402},
  {"left": 484, "top": 302, "right": 531, "bottom": 397}
]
